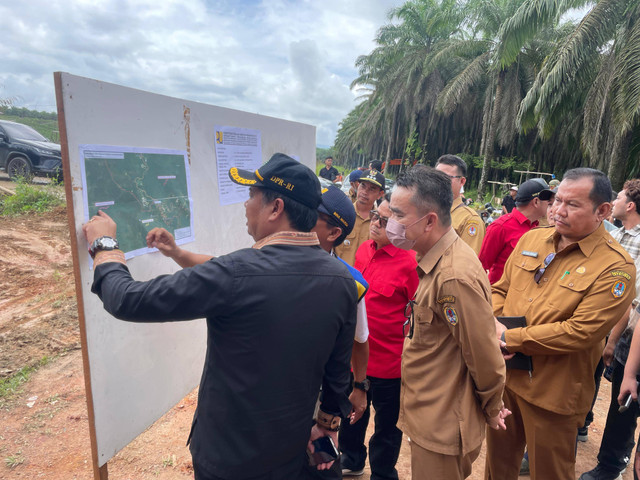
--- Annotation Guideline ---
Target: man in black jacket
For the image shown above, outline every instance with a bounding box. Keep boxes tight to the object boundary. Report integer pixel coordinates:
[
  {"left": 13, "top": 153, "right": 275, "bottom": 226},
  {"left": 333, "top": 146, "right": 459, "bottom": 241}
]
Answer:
[{"left": 83, "top": 153, "right": 358, "bottom": 480}]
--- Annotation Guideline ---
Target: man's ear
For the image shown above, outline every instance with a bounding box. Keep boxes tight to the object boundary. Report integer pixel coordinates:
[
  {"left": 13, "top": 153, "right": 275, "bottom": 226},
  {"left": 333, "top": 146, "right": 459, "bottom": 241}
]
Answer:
[
  {"left": 596, "top": 202, "right": 612, "bottom": 221},
  {"left": 460, "top": 177, "right": 467, "bottom": 188},
  {"left": 327, "top": 226, "right": 343, "bottom": 243},
  {"left": 269, "top": 197, "right": 286, "bottom": 220}
]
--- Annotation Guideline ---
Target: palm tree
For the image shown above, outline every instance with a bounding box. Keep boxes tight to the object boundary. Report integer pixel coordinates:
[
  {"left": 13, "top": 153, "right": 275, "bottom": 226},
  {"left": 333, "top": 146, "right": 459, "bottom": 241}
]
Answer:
[{"left": 518, "top": 0, "right": 640, "bottom": 188}]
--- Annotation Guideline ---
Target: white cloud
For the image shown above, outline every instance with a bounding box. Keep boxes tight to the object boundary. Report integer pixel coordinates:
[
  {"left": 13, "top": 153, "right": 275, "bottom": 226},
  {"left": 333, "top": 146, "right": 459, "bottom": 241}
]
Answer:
[{"left": 0, "top": 0, "right": 402, "bottom": 145}]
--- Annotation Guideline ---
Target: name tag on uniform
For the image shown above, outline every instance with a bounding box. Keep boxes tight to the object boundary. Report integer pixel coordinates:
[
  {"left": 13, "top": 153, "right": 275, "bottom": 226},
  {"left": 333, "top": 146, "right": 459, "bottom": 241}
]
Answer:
[{"left": 522, "top": 250, "right": 538, "bottom": 258}]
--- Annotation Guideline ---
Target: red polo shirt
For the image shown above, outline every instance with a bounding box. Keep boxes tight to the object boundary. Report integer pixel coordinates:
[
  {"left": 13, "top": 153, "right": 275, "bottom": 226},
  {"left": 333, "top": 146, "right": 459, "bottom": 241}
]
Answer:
[
  {"left": 354, "top": 240, "right": 419, "bottom": 378},
  {"left": 479, "top": 208, "right": 539, "bottom": 284}
]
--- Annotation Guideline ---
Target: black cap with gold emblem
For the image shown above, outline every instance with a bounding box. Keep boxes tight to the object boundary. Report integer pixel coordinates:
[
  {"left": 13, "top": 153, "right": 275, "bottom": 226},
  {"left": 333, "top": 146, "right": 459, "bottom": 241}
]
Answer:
[{"left": 228, "top": 153, "right": 321, "bottom": 209}]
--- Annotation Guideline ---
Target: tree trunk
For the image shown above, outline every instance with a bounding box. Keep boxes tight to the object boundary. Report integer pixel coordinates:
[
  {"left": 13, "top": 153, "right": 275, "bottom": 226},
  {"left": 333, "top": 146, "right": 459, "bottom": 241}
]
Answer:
[
  {"left": 607, "top": 130, "right": 632, "bottom": 191},
  {"left": 477, "top": 71, "right": 504, "bottom": 202}
]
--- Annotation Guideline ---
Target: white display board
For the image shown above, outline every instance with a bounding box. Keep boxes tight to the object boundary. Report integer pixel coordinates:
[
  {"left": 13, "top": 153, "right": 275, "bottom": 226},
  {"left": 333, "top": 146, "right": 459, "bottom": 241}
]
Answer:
[{"left": 54, "top": 72, "right": 316, "bottom": 474}]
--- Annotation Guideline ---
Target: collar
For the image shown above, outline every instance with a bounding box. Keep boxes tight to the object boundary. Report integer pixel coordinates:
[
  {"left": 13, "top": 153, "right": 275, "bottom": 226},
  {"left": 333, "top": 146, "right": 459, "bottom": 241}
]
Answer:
[
  {"left": 512, "top": 208, "right": 538, "bottom": 227},
  {"left": 373, "top": 241, "right": 401, "bottom": 257},
  {"left": 353, "top": 199, "right": 375, "bottom": 221},
  {"left": 620, "top": 223, "right": 640, "bottom": 237},
  {"left": 417, "top": 228, "right": 458, "bottom": 275},
  {"left": 252, "top": 231, "right": 320, "bottom": 249},
  {"left": 451, "top": 196, "right": 464, "bottom": 212},
  {"left": 550, "top": 222, "right": 608, "bottom": 257}
]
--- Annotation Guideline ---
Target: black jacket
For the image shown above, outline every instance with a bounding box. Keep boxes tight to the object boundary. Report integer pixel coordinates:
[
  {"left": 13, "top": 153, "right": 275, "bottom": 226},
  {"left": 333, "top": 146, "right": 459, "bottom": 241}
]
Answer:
[{"left": 92, "top": 243, "right": 357, "bottom": 479}]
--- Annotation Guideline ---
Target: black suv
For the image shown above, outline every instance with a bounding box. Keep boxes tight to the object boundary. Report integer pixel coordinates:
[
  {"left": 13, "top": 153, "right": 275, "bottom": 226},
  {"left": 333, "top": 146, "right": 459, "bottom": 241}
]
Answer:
[{"left": 0, "top": 119, "right": 62, "bottom": 180}]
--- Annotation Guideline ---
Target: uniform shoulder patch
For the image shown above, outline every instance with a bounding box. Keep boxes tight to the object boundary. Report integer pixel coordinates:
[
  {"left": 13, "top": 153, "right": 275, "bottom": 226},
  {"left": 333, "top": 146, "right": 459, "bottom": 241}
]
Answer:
[
  {"left": 611, "top": 270, "right": 632, "bottom": 281},
  {"left": 444, "top": 306, "right": 458, "bottom": 325},
  {"left": 437, "top": 295, "right": 456, "bottom": 304},
  {"left": 467, "top": 225, "right": 478, "bottom": 237},
  {"left": 612, "top": 280, "right": 627, "bottom": 298}
]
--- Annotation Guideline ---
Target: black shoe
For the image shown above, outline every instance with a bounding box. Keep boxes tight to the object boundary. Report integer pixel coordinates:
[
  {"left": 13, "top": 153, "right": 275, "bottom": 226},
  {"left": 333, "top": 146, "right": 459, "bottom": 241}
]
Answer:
[
  {"left": 577, "top": 426, "right": 589, "bottom": 442},
  {"left": 578, "top": 465, "right": 622, "bottom": 480}
]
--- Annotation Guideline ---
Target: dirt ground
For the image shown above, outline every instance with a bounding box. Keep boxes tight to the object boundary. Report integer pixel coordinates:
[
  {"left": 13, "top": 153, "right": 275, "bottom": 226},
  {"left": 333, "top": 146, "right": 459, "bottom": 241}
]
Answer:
[{"left": 0, "top": 176, "right": 636, "bottom": 479}]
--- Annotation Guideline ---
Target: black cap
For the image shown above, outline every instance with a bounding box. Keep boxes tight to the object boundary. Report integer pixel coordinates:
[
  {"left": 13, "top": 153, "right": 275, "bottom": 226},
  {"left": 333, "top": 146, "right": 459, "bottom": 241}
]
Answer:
[
  {"left": 359, "top": 169, "right": 385, "bottom": 191},
  {"left": 516, "top": 178, "right": 553, "bottom": 203},
  {"left": 318, "top": 186, "right": 356, "bottom": 236},
  {"left": 229, "top": 153, "right": 321, "bottom": 209}
]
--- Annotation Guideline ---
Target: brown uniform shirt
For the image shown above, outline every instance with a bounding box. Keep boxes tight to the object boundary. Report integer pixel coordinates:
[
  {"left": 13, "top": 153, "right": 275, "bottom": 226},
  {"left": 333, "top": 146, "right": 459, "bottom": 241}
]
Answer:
[
  {"left": 451, "top": 196, "right": 485, "bottom": 255},
  {"left": 495, "top": 223, "right": 635, "bottom": 415},
  {"left": 334, "top": 203, "right": 371, "bottom": 267},
  {"left": 399, "top": 228, "right": 506, "bottom": 456}
]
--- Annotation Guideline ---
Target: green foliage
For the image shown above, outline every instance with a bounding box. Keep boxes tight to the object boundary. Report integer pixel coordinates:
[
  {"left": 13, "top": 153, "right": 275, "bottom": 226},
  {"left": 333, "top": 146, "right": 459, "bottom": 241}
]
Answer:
[
  {"left": 0, "top": 178, "right": 65, "bottom": 216},
  {"left": 0, "top": 356, "right": 51, "bottom": 401},
  {"left": 0, "top": 110, "right": 59, "bottom": 142},
  {"left": 5, "top": 452, "right": 25, "bottom": 468}
]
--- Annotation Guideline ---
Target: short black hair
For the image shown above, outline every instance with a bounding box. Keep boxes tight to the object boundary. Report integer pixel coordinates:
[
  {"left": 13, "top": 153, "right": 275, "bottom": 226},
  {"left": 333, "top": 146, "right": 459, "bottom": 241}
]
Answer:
[
  {"left": 562, "top": 168, "right": 612, "bottom": 210},
  {"left": 261, "top": 188, "right": 318, "bottom": 231},
  {"left": 395, "top": 165, "right": 452, "bottom": 226},
  {"left": 435, "top": 154, "right": 467, "bottom": 177},
  {"left": 325, "top": 156, "right": 333, "bottom": 161},
  {"left": 369, "top": 159, "right": 383, "bottom": 171}
]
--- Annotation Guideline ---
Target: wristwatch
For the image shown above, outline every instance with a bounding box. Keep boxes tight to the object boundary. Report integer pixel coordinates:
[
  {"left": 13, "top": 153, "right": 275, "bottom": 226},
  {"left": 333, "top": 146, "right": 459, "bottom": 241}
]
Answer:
[
  {"left": 89, "top": 236, "right": 120, "bottom": 258},
  {"left": 316, "top": 408, "right": 341, "bottom": 431},
  {"left": 354, "top": 379, "right": 370, "bottom": 392}
]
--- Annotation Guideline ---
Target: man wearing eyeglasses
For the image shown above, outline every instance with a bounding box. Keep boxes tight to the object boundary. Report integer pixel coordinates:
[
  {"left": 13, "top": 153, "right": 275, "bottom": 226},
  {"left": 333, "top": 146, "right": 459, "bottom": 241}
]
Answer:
[
  {"left": 486, "top": 168, "right": 636, "bottom": 480},
  {"left": 479, "top": 178, "right": 553, "bottom": 284},
  {"left": 334, "top": 169, "right": 385, "bottom": 266},
  {"left": 338, "top": 193, "right": 419, "bottom": 479},
  {"left": 435, "top": 155, "right": 485, "bottom": 255},
  {"left": 387, "top": 166, "right": 507, "bottom": 480}
]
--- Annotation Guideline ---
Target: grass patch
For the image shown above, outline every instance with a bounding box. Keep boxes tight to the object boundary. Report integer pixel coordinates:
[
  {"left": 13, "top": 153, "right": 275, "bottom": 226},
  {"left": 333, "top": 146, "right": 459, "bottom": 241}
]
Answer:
[
  {"left": 0, "top": 178, "right": 64, "bottom": 216},
  {"left": 0, "top": 356, "right": 52, "bottom": 403},
  {"left": 5, "top": 451, "right": 25, "bottom": 468}
]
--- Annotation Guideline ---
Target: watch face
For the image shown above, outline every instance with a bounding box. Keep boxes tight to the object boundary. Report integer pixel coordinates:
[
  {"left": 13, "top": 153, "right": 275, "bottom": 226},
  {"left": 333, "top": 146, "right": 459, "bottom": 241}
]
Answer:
[{"left": 100, "top": 237, "right": 118, "bottom": 249}]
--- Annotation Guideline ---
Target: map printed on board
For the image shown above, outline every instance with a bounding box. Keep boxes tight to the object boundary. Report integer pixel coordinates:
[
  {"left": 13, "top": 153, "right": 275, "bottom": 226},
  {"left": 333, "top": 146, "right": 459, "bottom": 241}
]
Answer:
[{"left": 79, "top": 145, "right": 194, "bottom": 260}]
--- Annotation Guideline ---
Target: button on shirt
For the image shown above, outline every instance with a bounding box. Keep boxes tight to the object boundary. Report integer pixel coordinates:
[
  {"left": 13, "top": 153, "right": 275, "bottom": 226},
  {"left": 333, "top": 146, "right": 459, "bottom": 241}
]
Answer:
[
  {"left": 451, "top": 196, "right": 485, "bottom": 255},
  {"left": 354, "top": 240, "right": 419, "bottom": 379},
  {"left": 399, "top": 228, "right": 505, "bottom": 456},
  {"left": 496, "top": 224, "right": 635, "bottom": 415},
  {"left": 479, "top": 208, "right": 539, "bottom": 284}
]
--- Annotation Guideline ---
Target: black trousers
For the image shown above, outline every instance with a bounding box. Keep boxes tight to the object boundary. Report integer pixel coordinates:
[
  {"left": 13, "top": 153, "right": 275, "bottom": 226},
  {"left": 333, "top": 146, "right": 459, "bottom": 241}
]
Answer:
[
  {"left": 339, "top": 376, "right": 402, "bottom": 480},
  {"left": 596, "top": 359, "right": 640, "bottom": 472},
  {"left": 194, "top": 451, "right": 331, "bottom": 480},
  {"left": 582, "top": 357, "right": 606, "bottom": 428}
]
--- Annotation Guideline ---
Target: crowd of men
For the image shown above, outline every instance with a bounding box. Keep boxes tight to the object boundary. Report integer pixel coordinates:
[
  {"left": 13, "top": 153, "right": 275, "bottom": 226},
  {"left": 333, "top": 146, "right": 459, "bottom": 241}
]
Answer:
[{"left": 82, "top": 152, "right": 640, "bottom": 480}]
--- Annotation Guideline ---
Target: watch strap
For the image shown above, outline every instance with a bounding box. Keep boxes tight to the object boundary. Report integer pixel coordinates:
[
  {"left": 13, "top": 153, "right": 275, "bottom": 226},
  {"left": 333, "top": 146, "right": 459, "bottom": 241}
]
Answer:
[{"left": 315, "top": 408, "right": 341, "bottom": 431}]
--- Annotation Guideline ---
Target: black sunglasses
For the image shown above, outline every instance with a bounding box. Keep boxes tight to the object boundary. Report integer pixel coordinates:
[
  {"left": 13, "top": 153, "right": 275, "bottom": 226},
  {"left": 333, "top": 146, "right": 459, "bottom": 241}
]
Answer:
[
  {"left": 403, "top": 300, "right": 415, "bottom": 339},
  {"left": 534, "top": 253, "right": 556, "bottom": 283},
  {"left": 370, "top": 210, "right": 389, "bottom": 228}
]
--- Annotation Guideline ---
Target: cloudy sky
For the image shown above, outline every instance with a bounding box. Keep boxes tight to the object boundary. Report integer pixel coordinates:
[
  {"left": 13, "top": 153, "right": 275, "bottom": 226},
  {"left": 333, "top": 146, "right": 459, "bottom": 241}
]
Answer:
[{"left": 1, "top": 0, "right": 406, "bottom": 146}]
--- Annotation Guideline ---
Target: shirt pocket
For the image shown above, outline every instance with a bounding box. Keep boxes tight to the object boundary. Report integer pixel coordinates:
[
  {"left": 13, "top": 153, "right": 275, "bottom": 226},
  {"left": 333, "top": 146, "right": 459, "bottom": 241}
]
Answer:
[
  {"left": 510, "top": 256, "right": 541, "bottom": 291},
  {"left": 549, "top": 275, "right": 594, "bottom": 316},
  {"left": 411, "top": 303, "right": 439, "bottom": 350},
  {"left": 370, "top": 282, "right": 395, "bottom": 298}
]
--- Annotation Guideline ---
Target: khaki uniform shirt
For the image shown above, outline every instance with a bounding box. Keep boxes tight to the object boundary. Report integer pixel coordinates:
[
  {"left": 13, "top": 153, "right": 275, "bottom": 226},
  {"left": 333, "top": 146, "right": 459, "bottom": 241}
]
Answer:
[
  {"left": 334, "top": 203, "right": 372, "bottom": 266},
  {"left": 495, "top": 224, "right": 635, "bottom": 415},
  {"left": 399, "top": 228, "right": 506, "bottom": 456},
  {"left": 451, "top": 196, "right": 485, "bottom": 255}
]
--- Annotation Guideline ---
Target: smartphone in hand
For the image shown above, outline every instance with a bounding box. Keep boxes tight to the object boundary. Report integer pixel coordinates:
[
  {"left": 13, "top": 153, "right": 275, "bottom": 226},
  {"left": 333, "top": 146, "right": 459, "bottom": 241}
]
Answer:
[{"left": 307, "top": 436, "right": 339, "bottom": 466}]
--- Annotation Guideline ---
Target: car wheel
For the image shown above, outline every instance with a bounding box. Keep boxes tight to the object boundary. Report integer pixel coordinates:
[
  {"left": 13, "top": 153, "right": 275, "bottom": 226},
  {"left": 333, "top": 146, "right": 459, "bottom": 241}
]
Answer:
[{"left": 7, "top": 156, "right": 33, "bottom": 182}]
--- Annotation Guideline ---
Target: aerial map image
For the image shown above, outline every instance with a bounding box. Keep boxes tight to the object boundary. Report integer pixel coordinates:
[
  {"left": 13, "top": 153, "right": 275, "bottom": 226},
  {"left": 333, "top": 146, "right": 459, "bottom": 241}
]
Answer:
[{"left": 81, "top": 146, "right": 193, "bottom": 258}]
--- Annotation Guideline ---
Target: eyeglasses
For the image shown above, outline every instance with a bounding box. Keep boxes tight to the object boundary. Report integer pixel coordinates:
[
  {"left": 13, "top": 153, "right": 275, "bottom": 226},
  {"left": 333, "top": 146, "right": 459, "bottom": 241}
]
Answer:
[
  {"left": 534, "top": 252, "right": 556, "bottom": 283},
  {"left": 369, "top": 210, "right": 389, "bottom": 228},
  {"left": 403, "top": 300, "right": 415, "bottom": 339},
  {"left": 446, "top": 174, "right": 463, "bottom": 179}
]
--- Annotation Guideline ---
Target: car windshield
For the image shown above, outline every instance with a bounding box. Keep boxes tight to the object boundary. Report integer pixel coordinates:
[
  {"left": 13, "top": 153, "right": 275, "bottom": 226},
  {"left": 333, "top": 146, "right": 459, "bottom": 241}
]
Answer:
[{"left": 2, "top": 122, "right": 48, "bottom": 142}]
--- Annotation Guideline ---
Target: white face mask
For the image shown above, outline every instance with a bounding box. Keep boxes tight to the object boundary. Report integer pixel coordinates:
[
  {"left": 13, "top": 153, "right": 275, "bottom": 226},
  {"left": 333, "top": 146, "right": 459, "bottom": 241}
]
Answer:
[{"left": 385, "top": 215, "right": 427, "bottom": 250}]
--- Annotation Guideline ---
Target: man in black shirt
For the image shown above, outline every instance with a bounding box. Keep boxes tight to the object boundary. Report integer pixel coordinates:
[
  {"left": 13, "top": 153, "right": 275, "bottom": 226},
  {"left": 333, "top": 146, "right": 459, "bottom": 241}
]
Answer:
[
  {"left": 83, "top": 154, "right": 358, "bottom": 480},
  {"left": 501, "top": 185, "right": 517, "bottom": 214},
  {"left": 319, "top": 156, "right": 340, "bottom": 182}
]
